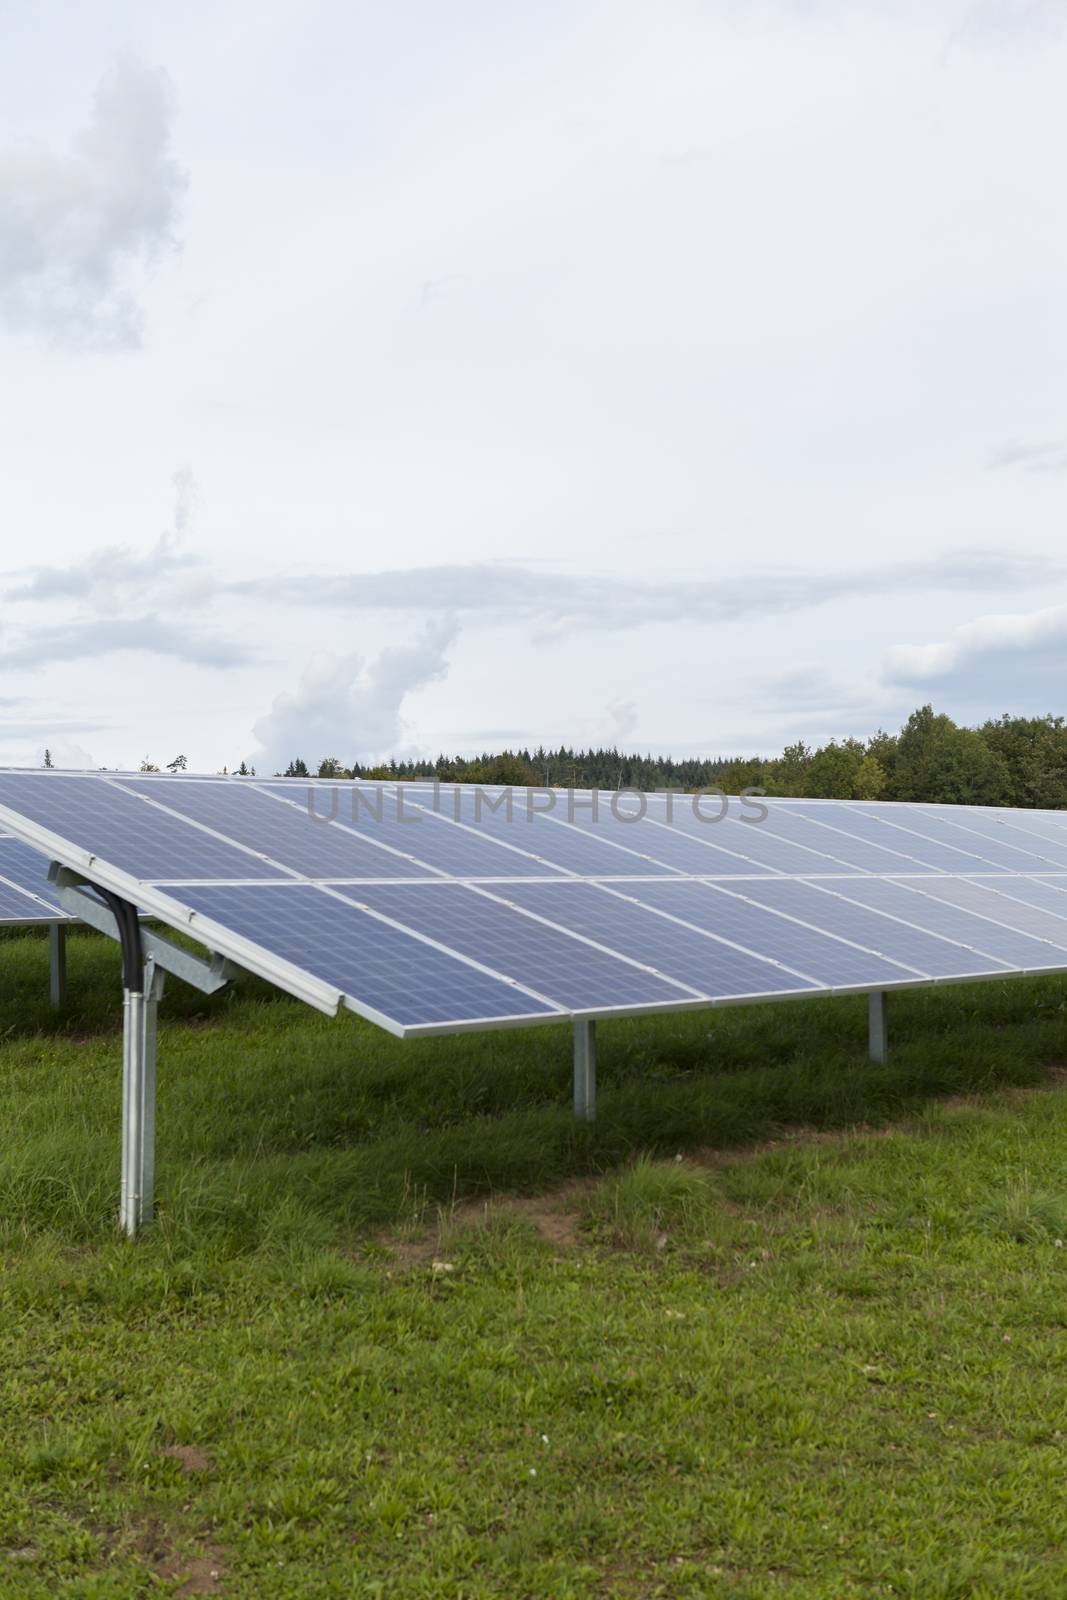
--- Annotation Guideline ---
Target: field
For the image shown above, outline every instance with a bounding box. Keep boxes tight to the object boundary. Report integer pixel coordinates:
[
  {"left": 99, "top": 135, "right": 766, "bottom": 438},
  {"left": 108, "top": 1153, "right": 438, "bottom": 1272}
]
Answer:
[{"left": 3, "top": 927, "right": 1067, "bottom": 1597}]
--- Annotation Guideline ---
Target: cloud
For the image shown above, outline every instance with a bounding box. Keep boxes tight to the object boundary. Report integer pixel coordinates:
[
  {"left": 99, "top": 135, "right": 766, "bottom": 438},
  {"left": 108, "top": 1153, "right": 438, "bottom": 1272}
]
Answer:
[
  {"left": 0, "top": 59, "right": 186, "bottom": 348},
  {"left": 0, "top": 616, "right": 250, "bottom": 670},
  {"left": 989, "top": 440, "right": 1067, "bottom": 474},
  {"left": 233, "top": 548, "right": 1062, "bottom": 634},
  {"left": 5, "top": 537, "right": 200, "bottom": 604},
  {"left": 250, "top": 616, "right": 458, "bottom": 772},
  {"left": 883, "top": 605, "right": 1067, "bottom": 708},
  {"left": 4, "top": 467, "right": 204, "bottom": 607}
]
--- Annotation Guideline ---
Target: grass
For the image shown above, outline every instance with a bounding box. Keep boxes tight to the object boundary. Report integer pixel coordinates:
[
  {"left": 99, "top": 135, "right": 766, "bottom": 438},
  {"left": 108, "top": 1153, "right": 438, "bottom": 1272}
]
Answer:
[{"left": 3, "top": 928, "right": 1067, "bottom": 1593}]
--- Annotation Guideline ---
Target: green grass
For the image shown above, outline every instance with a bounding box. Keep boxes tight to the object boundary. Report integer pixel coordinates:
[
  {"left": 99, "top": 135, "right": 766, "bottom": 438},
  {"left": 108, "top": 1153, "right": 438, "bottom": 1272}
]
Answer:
[{"left": 4, "top": 928, "right": 1067, "bottom": 1595}]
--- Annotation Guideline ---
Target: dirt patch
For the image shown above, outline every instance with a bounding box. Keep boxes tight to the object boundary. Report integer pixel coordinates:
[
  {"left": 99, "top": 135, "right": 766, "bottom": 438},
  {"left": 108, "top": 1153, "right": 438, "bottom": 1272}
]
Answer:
[
  {"left": 454, "top": 1189, "right": 589, "bottom": 1249},
  {"left": 155, "top": 1544, "right": 226, "bottom": 1595},
  {"left": 161, "top": 1444, "right": 214, "bottom": 1475},
  {"left": 380, "top": 1182, "right": 593, "bottom": 1267},
  {"left": 101, "top": 1515, "right": 225, "bottom": 1594}
]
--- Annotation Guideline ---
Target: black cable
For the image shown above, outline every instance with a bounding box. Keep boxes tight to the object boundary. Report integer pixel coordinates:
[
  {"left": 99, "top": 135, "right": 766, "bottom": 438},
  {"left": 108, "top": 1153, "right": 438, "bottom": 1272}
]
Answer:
[{"left": 97, "top": 888, "right": 144, "bottom": 992}]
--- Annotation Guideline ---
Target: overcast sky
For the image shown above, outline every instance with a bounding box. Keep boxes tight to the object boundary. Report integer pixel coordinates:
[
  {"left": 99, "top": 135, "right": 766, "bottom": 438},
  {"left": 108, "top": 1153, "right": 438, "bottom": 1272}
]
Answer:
[{"left": 2, "top": 0, "right": 1066, "bottom": 773}]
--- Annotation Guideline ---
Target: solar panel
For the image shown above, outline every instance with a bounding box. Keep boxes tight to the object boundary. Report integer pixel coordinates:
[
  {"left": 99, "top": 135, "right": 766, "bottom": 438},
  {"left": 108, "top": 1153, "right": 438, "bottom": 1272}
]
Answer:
[
  {"left": 13, "top": 773, "right": 1067, "bottom": 1235},
  {"left": 5, "top": 773, "right": 1067, "bottom": 1034},
  {"left": 0, "top": 833, "right": 69, "bottom": 923}
]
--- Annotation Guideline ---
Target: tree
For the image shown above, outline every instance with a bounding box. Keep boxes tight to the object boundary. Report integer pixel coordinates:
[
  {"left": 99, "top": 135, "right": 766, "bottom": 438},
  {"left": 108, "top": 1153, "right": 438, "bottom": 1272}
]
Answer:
[
  {"left": 978, "top": 714, "right": 1067, "bottom": 810},
  {"left": 469, "top": 753, "right": 542, "bottom": 786},
  {"left": 865, "top": 729, "right": 898, "bottom": 786},
  {"left": 804, "top": 739, "right": 864, "bottom": 799},
  {"left": 763, "top": 741, "right": 812, "bottom": 797},
  {"left": 42, "top": 748, "right": 53, "bottom": 769},
  {"left": 236, "top": 761, "right": 253, "bottom": 776},
  {"left": 892, "top": 706, "right": 1011, "bottom": 805},
  {"left": 166, "top": 754, "right": 188, "bottom": 772},
  {"left": 317, "top": 757, "right": 346, "bottom": 778},
  {"left": 284, "top": 758, "right": 309, "bottom": 777},
  {"left": 139, "top": 757, "right": 161, "bottom": 772},
  {"left": 852, "top": 753, "right": 888, "bottom": 800}
]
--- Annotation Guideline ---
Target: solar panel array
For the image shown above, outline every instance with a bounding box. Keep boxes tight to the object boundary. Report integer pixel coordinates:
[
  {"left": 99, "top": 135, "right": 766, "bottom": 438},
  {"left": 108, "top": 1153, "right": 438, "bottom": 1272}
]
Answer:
[
  {"left": 3, "top": 772, "right": 1067, "bottom": 1033},
  {"left": 0, "top": 830, "right": 69, "bottom": 924}
]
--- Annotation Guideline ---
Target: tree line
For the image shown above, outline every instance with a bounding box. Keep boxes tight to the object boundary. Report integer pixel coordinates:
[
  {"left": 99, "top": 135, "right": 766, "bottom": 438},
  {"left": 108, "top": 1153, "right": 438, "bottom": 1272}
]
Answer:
[{"left": 263, "top": 707, "right": 1067, "bottom": 808}]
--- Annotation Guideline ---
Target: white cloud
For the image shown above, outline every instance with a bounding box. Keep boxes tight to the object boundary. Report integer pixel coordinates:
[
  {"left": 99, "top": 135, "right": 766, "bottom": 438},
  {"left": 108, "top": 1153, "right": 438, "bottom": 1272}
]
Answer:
[
  {"left": 883, "top": 605, "right": 1067, "bottom": 711},
  {"left": 233, "top": 549, "right": 1061, "bottom": 634},
  {"left": 885, "top": 606, "right": 1067, "bottom": 680},
  {"left": 989, "top": 440, "right": 1067, "bottom": 474},
  {"left": 250, "top": 617, "right": 458, "bottom": 773},
  {"left": 0, "top": 58, "right": 185, "bottom": 348},
  {"left": 0, "top": 616, "right": 249, "bottom": 670}
]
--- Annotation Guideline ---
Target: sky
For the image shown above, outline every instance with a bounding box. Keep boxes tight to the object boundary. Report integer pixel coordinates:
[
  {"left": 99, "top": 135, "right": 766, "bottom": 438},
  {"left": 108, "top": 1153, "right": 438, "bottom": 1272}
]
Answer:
[{"left": 1, "top": 0, "right": 1066, "bottom": 774}]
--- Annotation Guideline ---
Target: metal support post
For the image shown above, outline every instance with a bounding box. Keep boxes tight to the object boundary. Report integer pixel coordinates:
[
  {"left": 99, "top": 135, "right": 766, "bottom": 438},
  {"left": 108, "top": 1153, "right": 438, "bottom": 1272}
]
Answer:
[
  {"left": 49, "top": 923, "right": 67, "bottom": 1009},
  {"left": 573, "top": 1019, "right": 597, "bottom": 1120},
  {"left": 120, "top": 958, "right": 165, "bottom": 1236},
  {"left": 868, "top": 990, "right": 888, "bottom": 1064},
  {"left": 49, "top": 867, "right": 234, "bottom": 1241}
]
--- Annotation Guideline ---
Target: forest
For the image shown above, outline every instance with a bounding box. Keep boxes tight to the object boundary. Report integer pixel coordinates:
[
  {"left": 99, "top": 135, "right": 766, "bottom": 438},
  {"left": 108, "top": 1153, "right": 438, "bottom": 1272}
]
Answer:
[{"left": 265, "top": 706, "right": 1067, "bottom": 809}]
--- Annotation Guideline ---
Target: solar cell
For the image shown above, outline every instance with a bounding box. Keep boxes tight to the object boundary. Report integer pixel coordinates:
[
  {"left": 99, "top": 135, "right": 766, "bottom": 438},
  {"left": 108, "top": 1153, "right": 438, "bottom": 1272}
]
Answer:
[
  {"left": 114, "top": 778, "right": 440, "bottom": 880},
  {"left": 0, "top": 775, "right": 284, "bottom": 881},
  {"left": 611, "top": 879, "right": 930, "bottom": 988},
  {"left": 868, "top": 806, "right": 1067, "bottom": 871},
  {"left": 432, "top": 787, "right": 690, "bottom": 876},
  {"left": 176, "top": 883, "right": 562, "bottom": 1029},
  {"left": 0, "top": 835, "right": 67, "bottom": 922},
  {"left": 340, "top": 883, "right": 697, "bottom": 1011},
  {"left": 832, "top": 878, "right": 1067, "bottom": 967},
  {"left": 473, "top": 880, "right": 822, "bottom": 997},
  {"left": 778, "top": 804, "right": 1002, "bottom": 873},
  {"left": 745, "top": 806, "right": 955, "bottom": 874},
  {"left": 735, "top": 878, "right": 1014, "bottom": 979},
  {"left": 919, "top": 807, "right": 1067, "bottom": 869}
]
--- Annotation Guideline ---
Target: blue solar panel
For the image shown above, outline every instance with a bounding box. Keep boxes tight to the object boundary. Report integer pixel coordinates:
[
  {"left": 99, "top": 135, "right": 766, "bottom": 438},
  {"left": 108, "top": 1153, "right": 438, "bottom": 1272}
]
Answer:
[
  {"left": 443, "top": 788, "right": 688, "bottom": 876},
  {"left": 0, "top": 776, "right": 283, "bottom": 882},
  {"left": 484, "top": 880, "right": 821, "bottom": 997},
  {"left": 869, "top": 807, "right": 1067, "bottom": 872},
  {"left": 252, "top": 784, "right": 575, "bottom": 883},
  {"left": 175, "top": 884, "right": 562, "bottom": 1028},
  {"left": 340, "top": 883, "right": 694, "bottom": 1011},
  {"left": 918, "top": 808, "right": 1067, "bottom": 870},
  {"left": 833, "top": 879, "right": 1067, "bottom": 967},
  {"left": 0, "top": 878, "right": 55, "bottom": 921},
  {"left": 4, "top": 772, "right": 1067, "bottom": 1036},
  {"left": 736, "top": 879, "right": 1014, "bottom": 979},
  {"left": 751, "top": 806, "right": 951, "bottom": 874},
  {"left": 0, "top": 836, "right": 66, "bottom": 921},
  {"left": 550, "top": 803, "right": 797, "bottom": 876},
  {"left": 114, "top": 778, "right": 439, "bottom": 880},
  {"left": 613, "top": 879, "right": 930, "bottom": 988},
  {"left": 640, "top": 808, "right": 849, "bottom": 876},
  {"left": 977, "top": 877, "right": 1067, "bottom": 920},
  {"left": 915, "top": 878, "right": 1067, "bottom": 941},
  {"left": 777, "top": 805, "right": 1000, "bottom": 874}
]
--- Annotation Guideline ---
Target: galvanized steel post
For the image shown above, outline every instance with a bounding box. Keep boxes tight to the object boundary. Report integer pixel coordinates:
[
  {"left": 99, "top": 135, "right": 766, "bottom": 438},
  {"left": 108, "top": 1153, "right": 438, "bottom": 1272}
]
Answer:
[
  {"left": 120, "top": 957, "right": 165, "bottom": 1237},
  {"left": 49, "top": 923, "right": 67, "bottom": 1009},
  {"left": 868, "top": 991, "right": 888, "bottom": 1064},
  {"left": 573, "top": 1019, "right": 597, "bottom": 1120}
]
